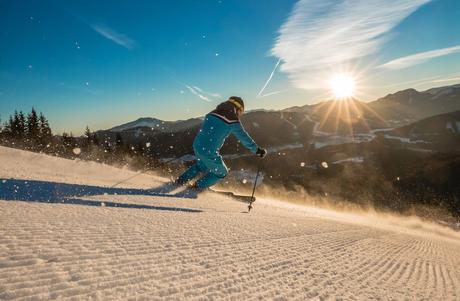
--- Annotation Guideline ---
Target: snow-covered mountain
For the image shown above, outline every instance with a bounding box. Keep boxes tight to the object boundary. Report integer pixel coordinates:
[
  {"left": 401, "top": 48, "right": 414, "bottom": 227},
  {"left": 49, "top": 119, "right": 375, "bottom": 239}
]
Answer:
[
  {"left": 368, "top": 83, "right": 460, "bottom": 121},
  {"left": 424, "top": 83, "right": 460, "bottom": 98},
  {"left": 282, "top": 83, "right": 460, "bottom": 133},
  {"left": 108, "top": 117, "right": 202, "bottom": 133},
  {"left": 106, "top": 83, "right": 460, "bottom": 140},
  {"left": 109, "top": 117, "right": 164, "bottom": 132},
  {"left": 1, "top": 145, "right": 460, "bottom": 299}
]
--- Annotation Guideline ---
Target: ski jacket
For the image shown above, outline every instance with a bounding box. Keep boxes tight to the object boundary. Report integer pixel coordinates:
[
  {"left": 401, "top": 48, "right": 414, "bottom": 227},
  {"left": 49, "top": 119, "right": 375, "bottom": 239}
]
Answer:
[{"left": 193, "top": 104, "right": 258, "bottom": 156}]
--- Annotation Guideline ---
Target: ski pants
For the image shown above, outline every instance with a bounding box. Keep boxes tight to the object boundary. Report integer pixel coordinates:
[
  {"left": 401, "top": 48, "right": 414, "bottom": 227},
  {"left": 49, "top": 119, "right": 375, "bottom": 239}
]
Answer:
[{"left": 177, "top": 150, "right": 228, "bottom": 189}]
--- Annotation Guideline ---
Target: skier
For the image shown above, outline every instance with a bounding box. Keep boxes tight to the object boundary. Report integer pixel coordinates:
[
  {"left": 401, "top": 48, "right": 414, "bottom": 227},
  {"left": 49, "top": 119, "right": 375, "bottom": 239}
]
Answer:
[{"left": 159, "top": 96, "right": 266, "bottom": 196}]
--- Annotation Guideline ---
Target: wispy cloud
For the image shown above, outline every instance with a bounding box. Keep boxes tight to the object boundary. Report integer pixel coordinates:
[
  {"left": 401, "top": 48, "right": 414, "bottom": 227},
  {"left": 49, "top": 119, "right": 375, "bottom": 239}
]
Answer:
[
  {"left": 183, "top": 84, "right": 222, "bottom": 102},
  {"left": 431, "top": 76, "right": 460, "bottom": 84},
  {"left": 271, "top": 0, "right": 430, "bottom": 90},
  {"left": 379, "top": 72, "right": 460, "bottom": 90},
  {"left": 92, "top": 24, "right": 137, "bottom": 49},
  {"left": 377, "top": 44, "right": 460, "bottom": 70}
]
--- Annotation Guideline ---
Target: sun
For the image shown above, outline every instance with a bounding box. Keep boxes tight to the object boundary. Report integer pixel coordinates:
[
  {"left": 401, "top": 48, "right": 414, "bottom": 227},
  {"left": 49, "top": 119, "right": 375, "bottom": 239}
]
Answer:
[{"left": 329, "top": 74, "right": 356, "bottom": 99}]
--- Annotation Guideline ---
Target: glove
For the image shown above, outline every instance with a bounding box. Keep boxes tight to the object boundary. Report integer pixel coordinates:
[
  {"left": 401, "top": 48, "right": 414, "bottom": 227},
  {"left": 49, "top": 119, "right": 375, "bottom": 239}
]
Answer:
[{"left": 256, "top": 147, "right": 267, "bottom": 158}]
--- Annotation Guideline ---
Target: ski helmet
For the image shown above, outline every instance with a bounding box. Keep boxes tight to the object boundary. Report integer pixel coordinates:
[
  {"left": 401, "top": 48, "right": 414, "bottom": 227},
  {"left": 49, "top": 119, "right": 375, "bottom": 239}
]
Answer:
[{"left": 228, "top": 96, "right": 244, "bottom": 111}]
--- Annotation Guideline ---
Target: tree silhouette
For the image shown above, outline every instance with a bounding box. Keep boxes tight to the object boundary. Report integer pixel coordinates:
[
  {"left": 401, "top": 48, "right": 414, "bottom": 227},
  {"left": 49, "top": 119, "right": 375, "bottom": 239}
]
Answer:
[
  {"left": 26, "top": 108, "right": 39, "bottom": 141},
  {"left": 3, "top": 115, "right": 14, "bottom": 136},
  {"left": 18, "top": 111, "right": 26, "bottom": 137},
  {"left": 83, "top": 126, "right": 98, "bottom": 145},
  {"left": 38, "top": 112, "right": 52, "bottom": 147}
]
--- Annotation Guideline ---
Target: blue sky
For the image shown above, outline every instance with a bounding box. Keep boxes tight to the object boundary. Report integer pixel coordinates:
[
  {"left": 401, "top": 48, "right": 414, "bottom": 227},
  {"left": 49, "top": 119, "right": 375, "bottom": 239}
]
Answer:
[{"left": 1, "top": 0, "right": 460, "bottom": 134}]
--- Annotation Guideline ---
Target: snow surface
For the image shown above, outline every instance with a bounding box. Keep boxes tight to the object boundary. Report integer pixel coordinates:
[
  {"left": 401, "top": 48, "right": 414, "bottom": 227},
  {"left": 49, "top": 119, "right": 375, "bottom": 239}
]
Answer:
[
  {"left": 331, "top": 156, "right": 364, "bottom": 165},
  {"left": 1, "top": 146, "right": 460, "bottom": 300},
  {"left": 446, "top": 121, "right": 460, "bottom": 134},
  {"left": 383, "top": 134, "right": 430, "bottom": 144}
]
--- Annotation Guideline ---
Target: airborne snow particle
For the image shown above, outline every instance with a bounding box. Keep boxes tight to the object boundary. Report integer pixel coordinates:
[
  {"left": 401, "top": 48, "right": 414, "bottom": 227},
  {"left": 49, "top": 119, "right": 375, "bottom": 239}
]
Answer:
[
  {"left": 101, "top": 202, "right": 105, "bottom": 207},
  {"left": 215, "top": 53, "right": 219, "bottom": 56},
  {"left": 146, "top": 142, "right": 151, "bottom": 148},
  {"left": 72, "top": 148, "right": 81, "bottom": 155},
  {"left": 242, "top": 179, "right": 247, "bottom": 184},
  {"left": 2, "top": 180, "right": 6, "bottom": 183},
  {"left": 321, "top": 162, "right": 328, "bottom": 169},
  {"left": 300, "top": 162, "right": 305, "bottom": 167}
]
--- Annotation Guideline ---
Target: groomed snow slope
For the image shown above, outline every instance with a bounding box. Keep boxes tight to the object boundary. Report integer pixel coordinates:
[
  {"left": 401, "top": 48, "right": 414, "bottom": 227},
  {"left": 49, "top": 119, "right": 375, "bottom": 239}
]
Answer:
[{"left": 1, "top": 146, "right": 459, "bottom": 300}]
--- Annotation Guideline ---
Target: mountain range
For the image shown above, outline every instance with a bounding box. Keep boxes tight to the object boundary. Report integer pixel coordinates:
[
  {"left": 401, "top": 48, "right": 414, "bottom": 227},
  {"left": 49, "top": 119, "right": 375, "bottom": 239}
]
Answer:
[{"left": 95, "top": 83, "right": 460, "bottom": 157}]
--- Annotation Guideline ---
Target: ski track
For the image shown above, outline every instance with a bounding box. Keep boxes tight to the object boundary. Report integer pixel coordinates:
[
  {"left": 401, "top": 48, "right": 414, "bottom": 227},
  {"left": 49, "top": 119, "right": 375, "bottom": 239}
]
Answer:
[{"left": 1, "top": 146, "right": 460, "bottom": 300}]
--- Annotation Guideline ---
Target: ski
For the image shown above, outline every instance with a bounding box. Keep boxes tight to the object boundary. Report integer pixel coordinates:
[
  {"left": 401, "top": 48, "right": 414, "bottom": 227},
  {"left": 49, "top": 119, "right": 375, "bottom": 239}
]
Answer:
[{"left": 211, "top": 190, "right": 256, "bottom": 204}]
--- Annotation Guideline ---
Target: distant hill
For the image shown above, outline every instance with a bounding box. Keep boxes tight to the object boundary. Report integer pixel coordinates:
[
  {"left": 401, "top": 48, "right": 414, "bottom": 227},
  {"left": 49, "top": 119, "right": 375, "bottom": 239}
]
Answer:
[
  {"left": 283, "top": 83, "right": 460, "bottom": 134},
  {"left": 368, "top": 84, "right": 460, "bottom": 124},
  {"left": 381, "top": 110, "right": 460, "bottom": 152},
  {"left": 108, "top": 117, "right": 202, "bottom": 133},
  {"left": 96, "top": 110, "right": 315, "bottom": 158},
  {"left": 393, "top": 110, "right": 460, "bottom": 136}
]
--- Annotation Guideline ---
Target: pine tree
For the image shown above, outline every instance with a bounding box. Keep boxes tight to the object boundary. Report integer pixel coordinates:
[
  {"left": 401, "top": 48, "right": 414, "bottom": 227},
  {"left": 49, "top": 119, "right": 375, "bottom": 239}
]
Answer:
[
  {"left": 84, "top": 126, "right": 91, "bottom": 139},
  {"left": 4, "top": 115, "right": 14, "bottom": 136},
  {"left": 10, "top": 110, "right": 26, "bottom": 139},
  {"left": 18, "top": 111, "right": 26, "bottom": 137},
  {"left": 26, "top": 108, "right": 39, "bottom": 141},
  {"left": 12, "top": 111, "right": 19, "bottom": 137},
  {"left": 85, "top": 126, "right": 99, "bottom": 145},
  {"left": 38, "top": 112, "right": 52, "bottom": 147}
]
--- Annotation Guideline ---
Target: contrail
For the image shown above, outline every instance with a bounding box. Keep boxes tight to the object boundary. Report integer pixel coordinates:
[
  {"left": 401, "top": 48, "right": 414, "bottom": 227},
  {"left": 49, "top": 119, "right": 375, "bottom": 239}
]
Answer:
[
  {"left": 257, "top": 90, "right": 285, "bottom": 98},
  {"left": 183, "top": 84, "right": 213, "bottom": 102},
  {"left": 91, "top": 24, "right": 136, "bottom": 49},
  {"left": 257, "top": 59, "right": 281, "bottom": 98}
]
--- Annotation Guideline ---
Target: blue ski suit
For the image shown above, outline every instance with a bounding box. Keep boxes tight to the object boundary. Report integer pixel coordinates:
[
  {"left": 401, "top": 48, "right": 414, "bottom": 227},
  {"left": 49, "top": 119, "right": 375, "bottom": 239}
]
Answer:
[{"left": 177, "top": 104, "right": 259, "bottom": 189}]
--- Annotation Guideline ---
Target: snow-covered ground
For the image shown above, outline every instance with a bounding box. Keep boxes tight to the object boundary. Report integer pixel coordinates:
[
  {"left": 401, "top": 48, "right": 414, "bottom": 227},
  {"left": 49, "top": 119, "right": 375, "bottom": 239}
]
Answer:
[{"left": 1, "top": 146, "right": 460, "bottom": 300}]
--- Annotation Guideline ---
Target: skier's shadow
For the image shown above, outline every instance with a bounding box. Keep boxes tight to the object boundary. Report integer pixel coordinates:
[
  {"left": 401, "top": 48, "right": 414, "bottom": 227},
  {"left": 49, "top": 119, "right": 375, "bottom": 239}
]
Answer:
[{"left": 0, "top": 178, "right": 202, "bottom": 213}]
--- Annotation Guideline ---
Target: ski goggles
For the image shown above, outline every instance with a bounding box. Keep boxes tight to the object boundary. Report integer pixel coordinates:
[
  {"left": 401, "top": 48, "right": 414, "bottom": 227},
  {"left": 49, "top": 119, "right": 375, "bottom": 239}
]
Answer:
[{"left": 228, "top": 99, "right": 244, "bottom": 112}]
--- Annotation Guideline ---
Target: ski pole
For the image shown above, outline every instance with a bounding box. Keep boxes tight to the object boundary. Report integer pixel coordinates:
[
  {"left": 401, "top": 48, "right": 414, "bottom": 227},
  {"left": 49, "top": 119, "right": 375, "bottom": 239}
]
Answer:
[
  {"left": 248, "top": 167, "right": 260, "bottom": 212},
  {"left": 109, "top": 154, "right": 191, "bottom": 189}
]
